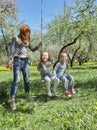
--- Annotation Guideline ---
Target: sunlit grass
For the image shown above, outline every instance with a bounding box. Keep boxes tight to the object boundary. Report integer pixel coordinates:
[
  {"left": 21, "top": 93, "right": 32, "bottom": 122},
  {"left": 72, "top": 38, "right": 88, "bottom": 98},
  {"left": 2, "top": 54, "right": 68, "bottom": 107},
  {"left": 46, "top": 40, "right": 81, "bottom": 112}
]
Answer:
[{"left": 0, "top": 63, "right": 97, "bottom": 130}]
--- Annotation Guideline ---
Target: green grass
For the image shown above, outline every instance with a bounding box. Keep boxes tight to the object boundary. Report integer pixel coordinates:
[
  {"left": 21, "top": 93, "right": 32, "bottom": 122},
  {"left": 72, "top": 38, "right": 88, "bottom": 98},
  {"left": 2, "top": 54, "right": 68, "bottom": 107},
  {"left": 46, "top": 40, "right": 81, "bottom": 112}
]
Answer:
[{"left": 0, "top": 64, "right": 97, "bottom": 130}]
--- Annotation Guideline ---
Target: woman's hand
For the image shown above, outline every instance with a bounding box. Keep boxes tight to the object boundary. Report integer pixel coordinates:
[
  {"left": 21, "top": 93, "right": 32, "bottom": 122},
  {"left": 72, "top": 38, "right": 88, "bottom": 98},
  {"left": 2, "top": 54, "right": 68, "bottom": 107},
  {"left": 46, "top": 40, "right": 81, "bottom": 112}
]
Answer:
[
  {"left": 38, "top": 41, "right": 42, "bottom": 48},
  {"left": 8, "top": 59, "right": 13, "bottom": 70}
]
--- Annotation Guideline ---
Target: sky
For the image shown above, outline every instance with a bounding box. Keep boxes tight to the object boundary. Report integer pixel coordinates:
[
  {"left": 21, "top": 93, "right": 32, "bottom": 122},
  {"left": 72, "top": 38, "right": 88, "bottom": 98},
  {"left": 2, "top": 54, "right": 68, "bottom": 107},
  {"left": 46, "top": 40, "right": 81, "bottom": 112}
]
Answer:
[{"left": 16, "top": 0, "right": 72, "bottom": 31}]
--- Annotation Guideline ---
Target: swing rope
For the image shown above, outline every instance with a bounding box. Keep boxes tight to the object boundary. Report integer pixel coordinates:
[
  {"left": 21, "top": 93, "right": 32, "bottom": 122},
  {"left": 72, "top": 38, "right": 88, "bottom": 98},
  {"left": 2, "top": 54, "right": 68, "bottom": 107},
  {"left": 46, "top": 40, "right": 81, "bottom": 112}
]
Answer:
[{"left": 40, "top": 0, "right": 43, "bottom": 52}]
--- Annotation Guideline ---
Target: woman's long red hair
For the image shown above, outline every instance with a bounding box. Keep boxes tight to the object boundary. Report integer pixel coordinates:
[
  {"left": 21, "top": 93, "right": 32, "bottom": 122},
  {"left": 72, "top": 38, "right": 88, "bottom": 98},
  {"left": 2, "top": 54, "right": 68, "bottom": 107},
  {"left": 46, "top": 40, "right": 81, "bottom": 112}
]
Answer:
[{"left": 19, "top": 24, "right": 30, "bottom": 46}]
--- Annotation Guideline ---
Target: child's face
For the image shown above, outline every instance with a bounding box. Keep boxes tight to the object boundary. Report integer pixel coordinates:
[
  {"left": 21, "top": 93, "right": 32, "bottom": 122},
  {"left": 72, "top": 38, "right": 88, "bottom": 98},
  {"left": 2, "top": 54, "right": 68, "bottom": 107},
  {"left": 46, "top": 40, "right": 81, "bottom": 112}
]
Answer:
[
  {"left": 60, "top": 53, "right": 68, "bottom": 62},
  {"left": 41, "top": 52, "right": 49, "bottom": 62}
]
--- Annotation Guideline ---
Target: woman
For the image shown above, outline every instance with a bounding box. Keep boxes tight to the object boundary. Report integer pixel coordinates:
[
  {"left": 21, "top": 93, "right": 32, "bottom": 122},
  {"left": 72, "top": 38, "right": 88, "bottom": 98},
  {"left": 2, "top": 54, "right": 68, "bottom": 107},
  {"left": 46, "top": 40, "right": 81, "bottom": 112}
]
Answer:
[{"left": 8, "top": 24, "right": 42, "bottom": 110}]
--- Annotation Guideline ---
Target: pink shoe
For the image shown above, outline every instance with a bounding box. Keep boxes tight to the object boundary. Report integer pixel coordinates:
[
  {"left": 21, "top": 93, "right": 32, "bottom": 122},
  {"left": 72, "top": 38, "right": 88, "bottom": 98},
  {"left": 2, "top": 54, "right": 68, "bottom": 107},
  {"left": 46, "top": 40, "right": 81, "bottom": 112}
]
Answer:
[
  {"left": 70, "top": 88, "right": 76, "bottom": 94},
  {"left": 65, "top": 92, "right": 71, "bottom": 97}
]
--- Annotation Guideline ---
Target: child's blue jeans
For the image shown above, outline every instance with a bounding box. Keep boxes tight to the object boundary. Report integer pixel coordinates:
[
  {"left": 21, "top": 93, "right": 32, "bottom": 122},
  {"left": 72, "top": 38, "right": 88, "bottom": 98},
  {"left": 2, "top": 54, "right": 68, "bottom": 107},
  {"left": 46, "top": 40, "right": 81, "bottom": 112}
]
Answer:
[{"left": 58, "top": 73, "right": 74, "bottom": 92}]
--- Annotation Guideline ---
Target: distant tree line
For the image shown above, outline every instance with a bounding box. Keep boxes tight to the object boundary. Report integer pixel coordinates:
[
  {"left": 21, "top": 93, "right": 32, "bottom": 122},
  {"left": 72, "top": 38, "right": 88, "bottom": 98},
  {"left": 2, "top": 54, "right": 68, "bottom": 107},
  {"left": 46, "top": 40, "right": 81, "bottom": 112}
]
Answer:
[{"left": 0, "top": 0, "right": 97, "bottom": 67}]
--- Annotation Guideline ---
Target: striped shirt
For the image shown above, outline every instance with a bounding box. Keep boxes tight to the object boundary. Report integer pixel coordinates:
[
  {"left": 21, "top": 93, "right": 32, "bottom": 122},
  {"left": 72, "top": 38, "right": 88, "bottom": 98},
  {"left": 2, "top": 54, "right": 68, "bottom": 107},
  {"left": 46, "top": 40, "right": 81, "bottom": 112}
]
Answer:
[
  {"left": 8, "top": 36, "right": 39, "bottom": 60},
  {"left": 53, "top": 61, "right": 67, "bottom": 77}
]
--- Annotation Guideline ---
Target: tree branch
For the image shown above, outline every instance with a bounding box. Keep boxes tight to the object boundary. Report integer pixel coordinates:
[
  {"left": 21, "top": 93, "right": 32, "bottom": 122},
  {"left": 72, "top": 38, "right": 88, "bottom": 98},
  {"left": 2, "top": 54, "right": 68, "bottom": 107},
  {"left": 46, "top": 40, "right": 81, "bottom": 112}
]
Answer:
[{"left": 58, "top": 31, "right": 83, "bottom": 59}]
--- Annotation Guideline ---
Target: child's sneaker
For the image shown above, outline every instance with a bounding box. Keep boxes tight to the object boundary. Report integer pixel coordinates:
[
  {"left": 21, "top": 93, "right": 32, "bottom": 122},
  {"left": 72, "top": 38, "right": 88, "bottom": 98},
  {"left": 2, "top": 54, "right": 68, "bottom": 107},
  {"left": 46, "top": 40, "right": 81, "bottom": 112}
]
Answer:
[
  {"left": 65, "top": 92, "right": 71, "bottom": 97},
  {"left": 70, "top": 88, "right": 76, "bottom": 94},
  {"left": 41, "top": 80, "right": 45, "bottom": 83},
  {"left": 53, "top": 92, "right": 58, "bottom": 97},
  {"left": 47, "top": 93, "right": 52, "bottom": 97},
  {"left": 10, "top": 101, "right": 16, "bottom": 110}
]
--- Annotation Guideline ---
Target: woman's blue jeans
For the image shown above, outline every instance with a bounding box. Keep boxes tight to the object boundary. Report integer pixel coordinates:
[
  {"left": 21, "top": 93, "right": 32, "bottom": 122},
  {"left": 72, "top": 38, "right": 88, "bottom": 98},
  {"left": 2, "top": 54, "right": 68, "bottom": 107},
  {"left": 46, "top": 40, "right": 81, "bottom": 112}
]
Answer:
[{"left": 11, "top": 57, "right": 29, "bottom": 98}]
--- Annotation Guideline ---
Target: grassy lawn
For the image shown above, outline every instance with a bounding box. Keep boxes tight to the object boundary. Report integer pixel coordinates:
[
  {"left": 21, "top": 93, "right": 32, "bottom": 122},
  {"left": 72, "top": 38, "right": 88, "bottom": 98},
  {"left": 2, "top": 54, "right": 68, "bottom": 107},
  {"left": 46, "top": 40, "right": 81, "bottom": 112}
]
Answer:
[{"left": 0, "top": 63, "right": 97, "bottom": 130}]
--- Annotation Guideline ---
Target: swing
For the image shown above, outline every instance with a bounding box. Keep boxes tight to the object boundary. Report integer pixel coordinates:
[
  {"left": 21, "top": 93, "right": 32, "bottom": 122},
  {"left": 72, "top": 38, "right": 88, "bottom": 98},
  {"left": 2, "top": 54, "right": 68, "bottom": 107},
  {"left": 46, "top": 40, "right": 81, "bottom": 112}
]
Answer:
[
  {"left": 38, "top": 0, "right": 45, "bottom": 82},
  {"left": 38, "top": 1, "right": 53, "bottom": 82},
  {"left": 39, "top": 0, "right": 57, "bottom": 82}
]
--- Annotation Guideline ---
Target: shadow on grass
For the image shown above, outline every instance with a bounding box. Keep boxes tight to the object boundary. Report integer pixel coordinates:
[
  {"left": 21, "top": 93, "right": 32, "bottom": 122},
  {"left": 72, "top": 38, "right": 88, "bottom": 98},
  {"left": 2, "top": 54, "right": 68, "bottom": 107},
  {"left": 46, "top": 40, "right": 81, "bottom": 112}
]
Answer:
[
  {"left": 75, "top": 77, "right": 97, "bottom": 89},
  {"left": 0, "top": 77, "right": 97, "bottom": 108}
]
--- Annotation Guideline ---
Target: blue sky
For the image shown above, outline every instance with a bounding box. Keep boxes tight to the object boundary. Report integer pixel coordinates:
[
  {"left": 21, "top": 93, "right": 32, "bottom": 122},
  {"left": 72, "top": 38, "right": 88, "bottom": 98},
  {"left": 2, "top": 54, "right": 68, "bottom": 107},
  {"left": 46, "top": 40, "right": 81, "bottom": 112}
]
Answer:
[{"left": 16, "top": 0, "right": 72, "bottom": 31}]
